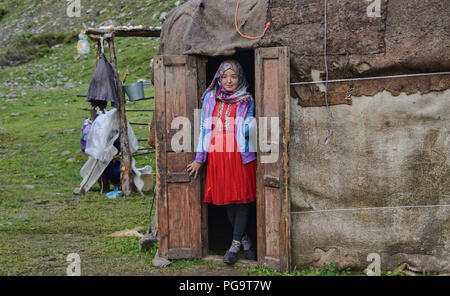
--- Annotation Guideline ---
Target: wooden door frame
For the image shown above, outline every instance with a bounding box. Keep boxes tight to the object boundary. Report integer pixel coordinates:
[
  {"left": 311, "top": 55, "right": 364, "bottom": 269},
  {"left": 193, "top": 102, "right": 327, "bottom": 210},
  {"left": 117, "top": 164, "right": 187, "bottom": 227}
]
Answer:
[
  {"left": 197, "top": 49, "right": 291, "bottom": 272},
  {"left": 154, "top": 50, "right": 291, "bottom": 269}
]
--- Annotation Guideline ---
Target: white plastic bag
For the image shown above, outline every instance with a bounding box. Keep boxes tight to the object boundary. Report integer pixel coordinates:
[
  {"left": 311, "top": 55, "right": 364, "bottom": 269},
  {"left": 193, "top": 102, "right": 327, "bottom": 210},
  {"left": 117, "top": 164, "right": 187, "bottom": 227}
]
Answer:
[
  {"left": 85, "top": 108, "right": 139, "bottom": 162},
  {"left": 85, "top": 109, "right": 120, "bottom": 162}
]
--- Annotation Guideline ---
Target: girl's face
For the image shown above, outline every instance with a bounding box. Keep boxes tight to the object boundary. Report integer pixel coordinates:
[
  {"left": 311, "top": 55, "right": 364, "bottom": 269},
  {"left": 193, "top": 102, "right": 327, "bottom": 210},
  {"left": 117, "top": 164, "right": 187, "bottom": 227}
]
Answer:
[{"left": 222, "top": 69, "right": 239, "bottom": 92}]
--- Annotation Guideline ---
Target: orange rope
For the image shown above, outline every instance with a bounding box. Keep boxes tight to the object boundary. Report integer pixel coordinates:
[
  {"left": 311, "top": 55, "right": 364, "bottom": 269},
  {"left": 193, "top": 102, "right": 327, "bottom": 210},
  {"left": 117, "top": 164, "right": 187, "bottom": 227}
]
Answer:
[{"left": 235, "top": 0, "right": 271, "bottom": 40}]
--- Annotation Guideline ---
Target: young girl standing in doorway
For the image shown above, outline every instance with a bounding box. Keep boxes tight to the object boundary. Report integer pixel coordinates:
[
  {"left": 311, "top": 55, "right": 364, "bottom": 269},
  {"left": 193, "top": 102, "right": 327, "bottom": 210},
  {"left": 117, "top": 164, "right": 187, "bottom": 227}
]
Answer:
[{"left": 186, "top": 60, "right": 257, "bottom": 265}]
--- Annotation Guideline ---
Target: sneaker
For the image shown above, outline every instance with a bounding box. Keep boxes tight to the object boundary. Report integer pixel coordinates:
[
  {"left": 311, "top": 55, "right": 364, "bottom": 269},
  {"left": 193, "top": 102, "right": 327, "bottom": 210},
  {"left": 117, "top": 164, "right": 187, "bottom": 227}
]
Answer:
[
  {"left": 223, "top": 249, "right": 239, "bottom": 265},
  {"left": 241, "top": 234, "right": 256, "bottom": 260}
]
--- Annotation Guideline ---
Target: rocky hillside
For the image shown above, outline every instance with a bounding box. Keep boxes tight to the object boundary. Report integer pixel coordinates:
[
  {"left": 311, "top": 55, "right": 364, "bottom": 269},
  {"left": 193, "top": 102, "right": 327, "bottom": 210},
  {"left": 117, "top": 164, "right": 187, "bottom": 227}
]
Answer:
[
  {"left": 0, "top": 0, "right": 182, "bottom": 68},
  {"left": 0, "top": 0, "right": 180, "bottom": 44}
]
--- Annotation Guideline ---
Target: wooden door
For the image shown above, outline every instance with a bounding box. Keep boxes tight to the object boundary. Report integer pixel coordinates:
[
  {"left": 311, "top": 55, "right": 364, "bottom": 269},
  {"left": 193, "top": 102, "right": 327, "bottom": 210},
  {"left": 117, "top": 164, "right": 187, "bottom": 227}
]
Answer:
[
  {"left": 154, "top": 55, "right": 204, "bottom": 259},
  {"left": 255, "top": 47, "right": 291, "bottom": 272}
]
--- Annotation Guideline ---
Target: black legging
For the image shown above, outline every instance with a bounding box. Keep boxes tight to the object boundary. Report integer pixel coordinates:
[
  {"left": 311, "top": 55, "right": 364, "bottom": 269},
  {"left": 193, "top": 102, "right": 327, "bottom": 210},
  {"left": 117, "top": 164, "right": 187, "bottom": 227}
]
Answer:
[{"left": 225, "top": 203, "right": 250, "bottom": 241}]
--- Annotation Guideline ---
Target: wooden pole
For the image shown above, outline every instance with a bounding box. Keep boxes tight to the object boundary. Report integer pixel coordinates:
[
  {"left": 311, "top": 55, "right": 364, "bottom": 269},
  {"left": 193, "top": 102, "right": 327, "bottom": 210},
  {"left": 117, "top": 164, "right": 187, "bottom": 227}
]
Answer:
[
  {"left": 107, "top": 35, "right": 133, "bottom": 196},
  {"left": 95, "top": 39, "right": 102, "bottom": 66}
]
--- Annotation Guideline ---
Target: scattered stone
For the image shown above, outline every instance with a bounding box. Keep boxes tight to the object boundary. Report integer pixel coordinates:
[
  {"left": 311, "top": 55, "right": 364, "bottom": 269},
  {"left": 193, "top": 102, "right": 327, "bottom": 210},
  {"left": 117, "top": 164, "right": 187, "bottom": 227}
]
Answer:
[
  {"left": 35, "top": 200, "right": 49, "bottom": 205},
  {"left": 6, "top": 222, "right": 13, "bottom": 225},
  {"left": 64, "top": 199, "right": 79, "bottom": 205},
  {"left": 61, "top": 150, "right": 70, "bottom": 156},
  {"left": 25, "top": 184, "right": 35, "bottom": 190},
  {"left": 0, "top": 106, "right": 6, "bottom": 110},
  {"left": 14, "top": 213, "right": 29, "bottom": 219},
  {"left": 139, "top": 233, "right": 158, "bottom": 251},
  {"left": 44, "top": 256, "right": 56, "bottom": 262},
  {"left": 66, "top": 157, "right": 76, "bottom": 163},
  {"left": 63, "top": 129, "right": 76, "bottom": 134},
  {"left": 10, "top": 112, "right": 24, "bottom": 117},
  {"left": 7, "top": 92, "right": 18, "bottom": 98},
  {"left": 100, "top": 8, "right": 108, "bottom": 15},
  {"left": 48, "top": 174, "right": 54, "bottom": 177},
  {"left": 63, "top": 82, "right": 76, "bottom": 89},
  {"left": 152, "top": 250, "right": 171, "bottom": 268}
]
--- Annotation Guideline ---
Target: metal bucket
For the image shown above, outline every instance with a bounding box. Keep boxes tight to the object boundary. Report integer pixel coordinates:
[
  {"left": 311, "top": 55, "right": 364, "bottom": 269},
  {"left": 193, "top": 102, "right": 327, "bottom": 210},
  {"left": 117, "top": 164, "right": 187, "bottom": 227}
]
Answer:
[{"left": 123, "top": 81, "right": 144, "bottom": 101}]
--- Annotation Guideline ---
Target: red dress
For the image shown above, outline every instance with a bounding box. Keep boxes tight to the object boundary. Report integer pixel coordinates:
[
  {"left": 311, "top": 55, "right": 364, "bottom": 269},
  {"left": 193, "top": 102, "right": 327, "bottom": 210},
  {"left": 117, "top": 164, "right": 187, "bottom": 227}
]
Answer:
[{"left": 204, "top": 101, "right": 257, "bottom": 205}]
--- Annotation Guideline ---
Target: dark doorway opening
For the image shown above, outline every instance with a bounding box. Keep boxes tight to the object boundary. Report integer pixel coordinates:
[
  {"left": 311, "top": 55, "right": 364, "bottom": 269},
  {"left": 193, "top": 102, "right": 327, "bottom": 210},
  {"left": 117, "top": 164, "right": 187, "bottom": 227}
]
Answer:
[{"left": 204, "top": 49, "right": 258, "bottom": 258}]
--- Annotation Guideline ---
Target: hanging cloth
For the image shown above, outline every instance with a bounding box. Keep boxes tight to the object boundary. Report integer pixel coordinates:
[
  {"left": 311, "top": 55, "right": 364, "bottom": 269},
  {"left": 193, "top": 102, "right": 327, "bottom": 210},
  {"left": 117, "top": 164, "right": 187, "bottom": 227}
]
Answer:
[{"left": 86, "top": 40, "right": 119, "bottom": 108}]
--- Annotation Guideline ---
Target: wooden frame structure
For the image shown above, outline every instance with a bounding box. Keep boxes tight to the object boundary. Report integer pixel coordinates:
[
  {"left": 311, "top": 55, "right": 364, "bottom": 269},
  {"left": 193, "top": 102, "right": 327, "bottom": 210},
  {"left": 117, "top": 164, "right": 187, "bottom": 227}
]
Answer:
[{"left": 83, "top": 25, "right": 161, "bottom": 196}]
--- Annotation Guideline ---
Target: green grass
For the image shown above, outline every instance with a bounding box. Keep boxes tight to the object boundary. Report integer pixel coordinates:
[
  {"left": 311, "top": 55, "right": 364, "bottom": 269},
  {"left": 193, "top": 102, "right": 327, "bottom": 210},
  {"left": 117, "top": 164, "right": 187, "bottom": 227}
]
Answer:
[{"left": 248, "top": 263, "right": 351, "bottom": 276}]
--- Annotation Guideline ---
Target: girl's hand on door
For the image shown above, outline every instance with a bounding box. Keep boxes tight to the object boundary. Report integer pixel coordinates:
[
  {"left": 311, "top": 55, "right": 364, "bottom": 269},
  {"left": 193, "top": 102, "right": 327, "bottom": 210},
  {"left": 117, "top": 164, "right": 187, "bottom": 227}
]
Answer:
[{"left": 186, "top": 161, "right": 202, "bottom": 179}]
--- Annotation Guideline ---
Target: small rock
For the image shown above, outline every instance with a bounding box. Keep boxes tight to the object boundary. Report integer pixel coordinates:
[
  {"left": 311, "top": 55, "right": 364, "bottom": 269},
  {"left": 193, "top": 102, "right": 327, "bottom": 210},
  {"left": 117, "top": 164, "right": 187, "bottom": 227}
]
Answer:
[
  {"left": 10, "top": 112, "right": 24, "bottom": 117},
  {"left": 139, "top": 233, "right": 158, "bottom": 251},
  {"left": 25, "top": 184, "right": 35, "bottom": 190},
  {"left": 66, "top": 157, "right": 76, "bottom": 163},
  {"left": 63, "top": 82, "right": 76, "bottom": 89},
  {"left": 63, "top": 129, "right": 76, "bottom": 134},
  {"left": 15, "top": 213, "right": 29, "bottom": 219},
  {"left": 6, "top": 222, "right": 13, "bottom": 225},
  {"left": 61, "top": 150, "right": 70, "bottom": 156},
  {"left": 8, "top": 92, "right": 18, "bottom": 98},
  {"left": 46, "top": 256, "right": 56, "bottom": 262},
  {"left": 152, "top": 250, "right": 171, "bottom": 267},
  {"left": 48, "top": 174, "right": 54, "bottom": 177},
  {"left": 35, "top": 200, "right": 49, "bottom": 205},
  {"left": 0, "top": 106, "right": 6, "bottom": 110}
]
